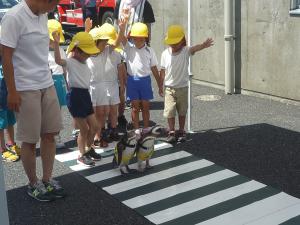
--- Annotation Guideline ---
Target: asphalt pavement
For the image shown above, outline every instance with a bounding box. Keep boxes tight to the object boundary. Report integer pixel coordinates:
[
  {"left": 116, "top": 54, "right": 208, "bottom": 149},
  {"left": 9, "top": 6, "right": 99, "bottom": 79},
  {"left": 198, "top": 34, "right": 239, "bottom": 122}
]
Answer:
[{"left": 3, "top": 82, "right": 300, "bottom": 225}]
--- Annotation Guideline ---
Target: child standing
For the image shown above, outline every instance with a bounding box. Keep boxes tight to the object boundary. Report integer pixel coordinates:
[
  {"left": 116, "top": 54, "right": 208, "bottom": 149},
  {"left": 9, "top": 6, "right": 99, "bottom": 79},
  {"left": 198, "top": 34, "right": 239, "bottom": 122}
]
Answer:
[
  {"left": 86, "top": 21, "right": 125, "bottom": 147},
  {"left": 53, "top": 31, "right": 102, "bottom": 167},
  {"left": 122, "top": 22, "right": 163, "bottom": 130},
  {"left": 160, "top": 25, "right": 214, "bottom": 143},
  {"left": 48, "top": 19, "right": 68, "bottom": 149}
]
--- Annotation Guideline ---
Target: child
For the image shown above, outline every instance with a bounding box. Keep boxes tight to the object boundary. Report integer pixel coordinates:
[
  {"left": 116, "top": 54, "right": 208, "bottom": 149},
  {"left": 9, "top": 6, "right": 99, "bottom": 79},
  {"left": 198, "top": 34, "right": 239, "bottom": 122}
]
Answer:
[
  {"left": 0, "top": 66, "right": 20, "bottom": 162},
  {"left": 85, "top": 20, "right": 126, "bottom": 147},
  {"left": 53, "top": 31, "right": 102, "bottom": 167},
  {"left": 48, "top": 19, "right": 68, "bottom": 149},
  {"left": 121, "top": 21, "right": 163, "bottom": 130},
  {"left": 160, "top": 25, "right": 214, "bottom": 143}
]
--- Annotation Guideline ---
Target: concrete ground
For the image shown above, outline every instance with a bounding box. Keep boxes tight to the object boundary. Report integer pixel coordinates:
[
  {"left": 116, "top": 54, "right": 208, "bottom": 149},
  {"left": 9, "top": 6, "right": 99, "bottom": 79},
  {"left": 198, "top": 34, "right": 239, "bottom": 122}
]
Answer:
[{"left": 3, "top": 82, "right": 300, "bottom": 225}]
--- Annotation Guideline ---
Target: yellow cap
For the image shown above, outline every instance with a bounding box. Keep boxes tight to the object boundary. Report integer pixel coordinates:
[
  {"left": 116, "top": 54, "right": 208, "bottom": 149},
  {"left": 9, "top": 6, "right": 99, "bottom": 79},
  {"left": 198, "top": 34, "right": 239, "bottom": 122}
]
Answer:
[
  {"left": 130, "top": 22, "right": 148, "bottom": 38},
  {"left": 89, "top": 23, "right": 117, "bottom": 45},
  {"left": 164, "top": 25, "right": 185, "bottom": 45},
  {"left": 66, "top": 32, "right": 100, "bottom": 55},
  {"left": 48, "top": 19, "right": 65, "bottom": 43}
]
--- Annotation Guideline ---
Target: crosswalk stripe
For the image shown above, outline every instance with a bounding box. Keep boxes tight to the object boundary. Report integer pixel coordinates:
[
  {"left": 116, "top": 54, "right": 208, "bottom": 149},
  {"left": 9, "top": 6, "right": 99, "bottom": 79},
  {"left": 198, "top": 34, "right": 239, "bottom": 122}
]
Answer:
[
  {"left": 70, "top": 156, "right": 114, "bottom": 171},
  {"left": 103, "top": 159, "right": 214, "bottom": 195},
  {"left": 196, "top": 193, "right": 300, "bottom": 225},
  {"left": 86, "top": 151, "right": 192, "bottom": 183},
  {"left": 114, "top": 164, "right": 224, "bottom": 201},
  {"left": 123, "top": 169, "right": 238, "bottom": 209},
  {"left": 145, "top": 180, "right": 266, "bottom": 224}
]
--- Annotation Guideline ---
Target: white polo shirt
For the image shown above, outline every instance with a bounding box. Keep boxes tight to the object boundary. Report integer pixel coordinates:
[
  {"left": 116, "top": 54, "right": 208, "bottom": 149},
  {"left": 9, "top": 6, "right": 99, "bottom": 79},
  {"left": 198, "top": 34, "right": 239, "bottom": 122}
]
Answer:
[
  {"left": 161, "top": 46, "right": 192, "bottom": 88},
  {"left": 87, "top": 46, "right": 122, "bottom": 84},
  {"left": 0, "top": 1, "right": 53, "bottom": 91},
  {"left": 66, "top": 58, "right": 92, "bottom": 89},
  {"left": 124, "top": 42, "right": 158, "bottom": 77}
]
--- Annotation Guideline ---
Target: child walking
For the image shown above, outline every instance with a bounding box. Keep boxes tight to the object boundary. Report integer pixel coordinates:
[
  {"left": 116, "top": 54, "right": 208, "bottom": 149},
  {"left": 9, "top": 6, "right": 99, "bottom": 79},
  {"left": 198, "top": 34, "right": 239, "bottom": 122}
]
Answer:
[
  {"left": 48, "top": 19, "right": 68, "bottom": 149},
  {"left": 121, "top": 21, "right": 163, "bottom": 129},
  {"left": 160, "top": 25, "right": 214, "bottom": 143},
  {"left": 53, "top": 31, "right": 102, "bottom": 167},
  {"left": 85, "top": 20, "right": 126, "bottom": 147}
]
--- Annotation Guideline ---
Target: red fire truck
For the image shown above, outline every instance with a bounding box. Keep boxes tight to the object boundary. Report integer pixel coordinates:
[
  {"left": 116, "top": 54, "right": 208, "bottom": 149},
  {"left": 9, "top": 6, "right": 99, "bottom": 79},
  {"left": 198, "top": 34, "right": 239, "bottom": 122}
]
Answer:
[{"left": 54, "top": 0, "right": 116, "bottom": 28}]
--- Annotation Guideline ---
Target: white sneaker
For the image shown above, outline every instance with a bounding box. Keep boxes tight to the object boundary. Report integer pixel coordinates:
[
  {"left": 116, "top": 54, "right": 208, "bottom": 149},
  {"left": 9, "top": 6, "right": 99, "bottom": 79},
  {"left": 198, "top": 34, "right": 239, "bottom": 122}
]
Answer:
[{"left": 55, "top": 135, "right": 65, "bottom": 149}]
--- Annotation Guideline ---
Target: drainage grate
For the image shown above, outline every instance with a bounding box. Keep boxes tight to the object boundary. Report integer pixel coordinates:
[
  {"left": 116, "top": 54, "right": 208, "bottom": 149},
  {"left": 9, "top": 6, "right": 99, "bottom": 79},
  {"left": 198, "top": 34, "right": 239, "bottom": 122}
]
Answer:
[{"left": 194, "top": 94, "right": 221, "bottom": 101}]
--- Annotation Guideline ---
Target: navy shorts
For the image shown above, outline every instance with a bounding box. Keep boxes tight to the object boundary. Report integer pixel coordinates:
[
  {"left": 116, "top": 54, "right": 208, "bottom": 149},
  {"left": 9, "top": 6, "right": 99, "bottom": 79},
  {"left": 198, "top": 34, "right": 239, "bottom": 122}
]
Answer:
[
  {"left": 126, "top": 75, "right": 153, "bottom": 101},
  {"left": 66, "top": 88, "right": 94, "bottom": 118}
]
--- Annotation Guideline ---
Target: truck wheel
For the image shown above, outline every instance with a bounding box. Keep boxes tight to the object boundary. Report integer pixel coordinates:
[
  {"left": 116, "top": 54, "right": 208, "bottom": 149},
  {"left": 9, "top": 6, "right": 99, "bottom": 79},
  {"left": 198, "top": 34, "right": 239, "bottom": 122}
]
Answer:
[{"left": 101, "top": 11, "right": 114, "bottom": 25}]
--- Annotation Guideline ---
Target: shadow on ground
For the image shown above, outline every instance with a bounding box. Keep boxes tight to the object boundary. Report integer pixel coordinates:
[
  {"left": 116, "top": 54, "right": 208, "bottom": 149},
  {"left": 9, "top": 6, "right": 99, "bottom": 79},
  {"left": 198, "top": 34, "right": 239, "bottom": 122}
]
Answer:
[{"left": 178, "top": 123, "right": 300, "bottom": 198}]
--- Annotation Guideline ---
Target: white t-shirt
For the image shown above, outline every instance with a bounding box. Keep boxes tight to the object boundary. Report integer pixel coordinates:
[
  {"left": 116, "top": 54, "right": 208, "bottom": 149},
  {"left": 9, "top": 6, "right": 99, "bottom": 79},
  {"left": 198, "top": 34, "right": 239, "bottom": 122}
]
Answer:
[
  {"left": 0, "top": 1, "right": 53, "bottom": 91},
  {"left": 66, "top": 58, "right": 92, "bottom": 89},
  {"left": 87, "top": 46, "right": 122, "bottom": 84},
  {"left": 49, "top": 47, "right": 66, "bottom": 75},
  {"left": 161, "top": 46, "right": 192, "bottom": 88},
  {"left": 124, "top": 42, "right": 158, "bottom": 77}
]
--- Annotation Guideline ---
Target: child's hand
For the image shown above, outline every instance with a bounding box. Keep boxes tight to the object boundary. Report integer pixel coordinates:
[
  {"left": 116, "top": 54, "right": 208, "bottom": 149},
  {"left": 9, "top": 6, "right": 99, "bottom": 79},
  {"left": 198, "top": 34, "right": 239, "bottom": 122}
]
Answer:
[
  {"left": 85, "top": 18, "right": 93, "bottom": 32},
  {"left": 159, "top": 86, "right": 164, "bottom": 97},
  {"left": 121, "top": 7, "right": 130, "bottom": 22},
  {"left": 52, "top": 31, "right": 60, "bottom": 44},
  {"left": 201, "top": 38, "right": 214, "bottom": 49}
]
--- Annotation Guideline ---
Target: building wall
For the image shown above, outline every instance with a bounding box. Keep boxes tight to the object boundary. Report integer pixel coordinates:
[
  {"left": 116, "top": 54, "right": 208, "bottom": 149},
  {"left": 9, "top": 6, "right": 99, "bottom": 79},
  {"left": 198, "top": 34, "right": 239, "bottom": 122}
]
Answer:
[{"left": 150, "top": 0, "right": 300, "bottom": 101}]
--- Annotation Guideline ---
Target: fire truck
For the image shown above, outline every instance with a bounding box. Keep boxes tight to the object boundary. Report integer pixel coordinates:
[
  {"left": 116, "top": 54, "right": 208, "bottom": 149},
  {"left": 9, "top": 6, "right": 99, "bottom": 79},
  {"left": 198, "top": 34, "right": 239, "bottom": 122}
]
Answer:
[{"left": 54, "top": 0, "right": 116, "bottom": 28}]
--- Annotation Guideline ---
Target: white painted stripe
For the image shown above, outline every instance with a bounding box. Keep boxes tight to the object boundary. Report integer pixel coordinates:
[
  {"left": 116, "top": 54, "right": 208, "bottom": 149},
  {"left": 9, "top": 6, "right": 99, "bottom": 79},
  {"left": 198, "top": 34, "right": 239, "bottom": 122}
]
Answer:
[
  {"left": 146, "top": 180, "right": 266, "bottom": 224},
  {"left": 86, "top": 151, "right": 192, "bottom": 183},
  {"left": 55, "top": 142, "right": 171, "bottom": 163},
  {"left": 197, "top": 193, "right": 300, "bottom": 225},
  {"left": 69, "top": 156, "right": 114, "bottom": 171},
  {"left": 103, "top": 159, "right": 214, "bottom": 195},
  {"left": 123, "top": 169, "right": 238, "bottom": 208}
]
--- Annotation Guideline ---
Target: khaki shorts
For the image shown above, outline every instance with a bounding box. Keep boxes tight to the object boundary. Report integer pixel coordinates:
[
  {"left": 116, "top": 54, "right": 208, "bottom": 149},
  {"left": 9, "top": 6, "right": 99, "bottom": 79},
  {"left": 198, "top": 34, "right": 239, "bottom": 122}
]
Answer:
[
  {"left": 163, "top": 86, "right": 188, "bottom": 118},
  {"left": 16, "top": 86, "right": 63, "bottom": 143}
]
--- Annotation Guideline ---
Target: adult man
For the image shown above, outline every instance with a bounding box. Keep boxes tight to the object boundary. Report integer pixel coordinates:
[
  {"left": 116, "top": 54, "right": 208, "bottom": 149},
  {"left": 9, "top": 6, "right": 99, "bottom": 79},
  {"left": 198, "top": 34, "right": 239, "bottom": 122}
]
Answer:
[{"left": 1, "top": 0, "right": 65, "bottom": 201}]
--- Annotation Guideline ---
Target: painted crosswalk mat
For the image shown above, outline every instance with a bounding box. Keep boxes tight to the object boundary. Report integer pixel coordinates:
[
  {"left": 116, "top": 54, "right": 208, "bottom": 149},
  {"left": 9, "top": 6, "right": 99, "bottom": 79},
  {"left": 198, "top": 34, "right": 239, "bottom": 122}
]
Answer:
[{"left": 55, "top": 142, "right": 300, "bottom": 225}]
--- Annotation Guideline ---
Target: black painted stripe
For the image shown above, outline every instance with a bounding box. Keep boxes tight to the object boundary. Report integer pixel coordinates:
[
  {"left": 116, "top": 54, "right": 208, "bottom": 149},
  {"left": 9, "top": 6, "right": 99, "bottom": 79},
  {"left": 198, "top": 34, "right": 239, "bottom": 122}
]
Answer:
[
  {"left": 279, "top": 215, "right": 300, "bottom": 225},
  {"left": 159, "top": 186, "right": 280, "bottom": 225},
  {"left": 136, "top": 175, "right": 249, "bottom": 216},
  {"left": 95, "top": 155, "right": 201, "bottom": 188},
  {"left": 114, "top": 164, "right": 224, "bottom": 201}
]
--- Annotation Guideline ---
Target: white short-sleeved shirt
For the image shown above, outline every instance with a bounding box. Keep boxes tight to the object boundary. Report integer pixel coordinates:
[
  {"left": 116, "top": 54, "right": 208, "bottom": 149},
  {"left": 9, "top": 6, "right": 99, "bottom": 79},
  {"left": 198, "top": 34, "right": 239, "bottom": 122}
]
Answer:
[
  {"left": 161, "top": 46, "right": 192, "bottom": 88},
  {"left": 66, "top": 58, "right": 92, "bottom": 89},
  {"left": 49, "top": 47, "right": 66, "bottom": 75},
  {"left": 87, "top": 46, "right": 122, "bottom": 84},
  {"left": 124, "top": 42, "right": 158, "bottom": 77},
  {"left": 0, "top": 1, "right": 53, "bottom": 91}
]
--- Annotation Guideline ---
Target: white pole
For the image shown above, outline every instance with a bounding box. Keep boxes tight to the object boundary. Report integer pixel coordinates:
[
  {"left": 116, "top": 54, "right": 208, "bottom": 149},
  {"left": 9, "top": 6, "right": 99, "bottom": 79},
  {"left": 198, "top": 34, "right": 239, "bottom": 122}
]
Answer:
[
  {"left": 224, "top": 0, "right": 235, "bottom": 94},
  {"left": 187, "top": 0, "right": 193, "bottom": 132},
  {"left": 0, "top": 160, "right": 9, "bottom": 225}
]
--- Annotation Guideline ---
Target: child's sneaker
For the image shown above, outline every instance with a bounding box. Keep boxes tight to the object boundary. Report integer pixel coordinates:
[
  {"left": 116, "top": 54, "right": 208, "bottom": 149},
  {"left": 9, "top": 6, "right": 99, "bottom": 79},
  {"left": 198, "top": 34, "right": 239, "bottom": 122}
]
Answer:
[
  {"left": 6, "top": 143, "right": 21, "bottom": 156},
  {"left": 166, "top": 131, "right": 176, "bottom": 143},
  {"left": 43, "top": 179, "right": 66, "bottom": 199},
  {"left": 72, "top": 129, "right": 80, "bottom": 139},
  {"left": 86, "top": 147, "right": 102, "bottom": 161},
  {"left": 177, "top": 130, "right": 187, "bottom": 143},
  {"left": 55, "top": 135, "right": 65, "bottom": 149},
  {"left": 27, "top": 180, "right": 55, "bottom": 202},
  {"left": 2, "top": 150, "right": 19, "bottom": 162},
  {"left": 77, "top": 154, "right": 95, "bottom": 167}
]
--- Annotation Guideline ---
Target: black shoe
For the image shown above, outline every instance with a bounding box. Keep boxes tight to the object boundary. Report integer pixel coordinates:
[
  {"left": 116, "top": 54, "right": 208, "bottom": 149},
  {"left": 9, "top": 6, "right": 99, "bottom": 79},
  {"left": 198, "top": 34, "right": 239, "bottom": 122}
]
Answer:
[
  {"left": 77, "top": 154, "right": 95, "bottom": 167},
  {"left": 166, "top": 131, "right": 176, "bottom": 143},
  {"left": 27, "top": 181, "right": 55, "bottom": 202},
  {"left": 86, "top": 148, "right": 102, "bottom": 161},
  {"left": 177, "top": 130, "right": 187, "bottom": 143},
  {"left": 43, "top": 179, "right": 66, "bottom": 199}
]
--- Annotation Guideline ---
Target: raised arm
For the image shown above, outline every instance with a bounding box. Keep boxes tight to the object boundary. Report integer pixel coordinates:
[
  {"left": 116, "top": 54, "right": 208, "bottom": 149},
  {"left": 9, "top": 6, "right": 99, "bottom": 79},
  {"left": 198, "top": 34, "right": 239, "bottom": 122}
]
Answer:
[
  {"left": 189, "top": 38, "right": 214, "bottom": 55},
  {"left": 52, "top": 31, "right": 67, "bottom": 67}
]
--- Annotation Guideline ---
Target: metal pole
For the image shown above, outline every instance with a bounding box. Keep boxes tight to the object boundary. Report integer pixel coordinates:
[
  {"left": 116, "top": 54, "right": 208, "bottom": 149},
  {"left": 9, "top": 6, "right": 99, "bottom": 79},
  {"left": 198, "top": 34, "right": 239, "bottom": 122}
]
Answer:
[
  {"left": 187, "top": 0, "right": 193, "bottom": 132},
  {"left": 224, "top": 0, "right": 235, "bottom": 94},
  {"left": 0, "top": 160, "right": 9, "bottom": 225}
]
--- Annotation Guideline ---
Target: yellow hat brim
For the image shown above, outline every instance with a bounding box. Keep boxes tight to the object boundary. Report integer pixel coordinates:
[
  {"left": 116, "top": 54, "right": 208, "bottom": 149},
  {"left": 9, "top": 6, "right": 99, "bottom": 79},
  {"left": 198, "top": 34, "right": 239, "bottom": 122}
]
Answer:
[
  {"left": 49, "top": 31, "right": 65, "bottom": 44},
  {"left": 81, "top": 45, "right": 100, "bottom": 55},
  {"left": 164, "top": 36, "right": 183, "bottom": 45}
]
